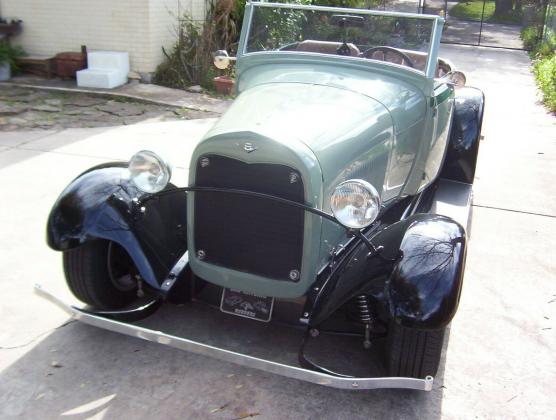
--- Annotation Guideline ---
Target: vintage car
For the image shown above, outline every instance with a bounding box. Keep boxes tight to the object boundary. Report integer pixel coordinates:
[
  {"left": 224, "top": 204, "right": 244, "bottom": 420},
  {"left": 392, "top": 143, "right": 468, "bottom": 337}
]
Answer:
[{"left": 39, "top": 2, "right": 484, "bottom": 391}]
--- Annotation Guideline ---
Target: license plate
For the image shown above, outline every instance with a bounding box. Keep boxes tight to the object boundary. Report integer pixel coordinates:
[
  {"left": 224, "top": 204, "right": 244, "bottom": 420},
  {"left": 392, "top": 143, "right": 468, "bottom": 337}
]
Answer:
[{"left": 220, "top": 288, "right": 274, "bottom": 322}]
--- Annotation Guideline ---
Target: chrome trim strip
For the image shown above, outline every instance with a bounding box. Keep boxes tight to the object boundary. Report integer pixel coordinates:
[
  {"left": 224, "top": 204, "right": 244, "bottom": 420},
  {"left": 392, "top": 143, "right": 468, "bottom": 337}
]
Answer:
[{"left": 34, "top": 285, "right": 434, "bottom": 391}]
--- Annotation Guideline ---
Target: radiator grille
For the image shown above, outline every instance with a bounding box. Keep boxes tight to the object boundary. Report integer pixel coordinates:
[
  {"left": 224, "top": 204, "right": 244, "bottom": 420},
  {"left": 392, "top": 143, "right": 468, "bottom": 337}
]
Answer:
[{"left": 194, "top": 154, "right": 305, "bottom": 281}]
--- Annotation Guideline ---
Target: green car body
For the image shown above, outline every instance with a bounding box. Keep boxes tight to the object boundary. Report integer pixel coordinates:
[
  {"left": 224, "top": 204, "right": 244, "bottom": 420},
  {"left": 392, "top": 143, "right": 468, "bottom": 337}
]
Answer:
[
  {"left": 45, "top": 2, "right": 485, "bottom": 385},
  {"left": 188, "top": 4, "right": 454, "bottom": 298}
]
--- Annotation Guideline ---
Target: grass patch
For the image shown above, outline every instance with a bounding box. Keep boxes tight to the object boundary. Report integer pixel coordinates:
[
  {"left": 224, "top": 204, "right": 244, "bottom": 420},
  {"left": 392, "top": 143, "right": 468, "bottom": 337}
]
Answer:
[
  {"left": 449, "top": 1, "right": 522, "bottom": 24},
  {"left": 50, "top": 91, "right": 71, "bottom": 100}
]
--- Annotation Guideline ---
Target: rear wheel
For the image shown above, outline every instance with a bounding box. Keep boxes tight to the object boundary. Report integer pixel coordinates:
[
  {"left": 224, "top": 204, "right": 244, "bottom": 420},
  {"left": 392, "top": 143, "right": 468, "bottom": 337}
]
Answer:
[
  {"left": 387, "top": 322, "right": 446, "bottom": 378},
  {"left": 63, "top": 240, "right": 139, "bottom": 310}
]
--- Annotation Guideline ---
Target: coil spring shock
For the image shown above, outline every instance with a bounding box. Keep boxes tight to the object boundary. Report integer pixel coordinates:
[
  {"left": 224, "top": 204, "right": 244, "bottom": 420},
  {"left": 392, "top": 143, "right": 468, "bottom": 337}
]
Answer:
[{"left": 355, "top": 295, "right": 373, "bottom": 349}]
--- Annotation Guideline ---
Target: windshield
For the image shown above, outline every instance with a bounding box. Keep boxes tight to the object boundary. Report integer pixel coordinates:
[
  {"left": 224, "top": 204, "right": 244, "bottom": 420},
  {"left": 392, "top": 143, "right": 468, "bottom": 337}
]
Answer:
[{"left": 245, "top": 3, "right": 438, "bottom": 74}]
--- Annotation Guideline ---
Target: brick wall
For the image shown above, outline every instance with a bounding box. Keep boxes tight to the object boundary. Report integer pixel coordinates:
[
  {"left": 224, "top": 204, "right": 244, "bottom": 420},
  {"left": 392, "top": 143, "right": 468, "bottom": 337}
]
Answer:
[{"left": 0, "top": 0, "right": 207, "bottom": 73}]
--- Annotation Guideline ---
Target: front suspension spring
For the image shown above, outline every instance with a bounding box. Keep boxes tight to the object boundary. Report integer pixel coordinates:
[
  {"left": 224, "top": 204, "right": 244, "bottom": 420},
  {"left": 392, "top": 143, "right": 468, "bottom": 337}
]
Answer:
[{"left": 355, "top": 295, "right": 374, "bottom": 349}]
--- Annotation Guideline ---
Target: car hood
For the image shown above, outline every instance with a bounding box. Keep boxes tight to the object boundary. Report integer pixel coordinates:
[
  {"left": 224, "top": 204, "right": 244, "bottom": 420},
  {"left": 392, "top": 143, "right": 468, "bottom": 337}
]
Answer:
[
  {"left": 236, "top": 62, "right": 427, "bottom": 134},
  {"left": 202, "top": 81, "right": 395, "bottom": 207}
]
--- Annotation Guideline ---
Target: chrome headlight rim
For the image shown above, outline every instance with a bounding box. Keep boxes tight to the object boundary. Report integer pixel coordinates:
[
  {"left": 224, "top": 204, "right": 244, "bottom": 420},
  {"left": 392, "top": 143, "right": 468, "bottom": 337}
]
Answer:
[
  {"left": 128, "top": 150, "right": 172, "bottom": 194},
  {"left": 330, "top": 179, "right": 381, "bottom": 229}
]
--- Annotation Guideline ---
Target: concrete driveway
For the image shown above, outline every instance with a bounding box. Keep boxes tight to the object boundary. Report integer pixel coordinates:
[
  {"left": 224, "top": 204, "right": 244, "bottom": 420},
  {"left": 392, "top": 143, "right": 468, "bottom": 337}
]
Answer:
[{"left": 1, "top": 45, "right": 555, "bottom": 419}]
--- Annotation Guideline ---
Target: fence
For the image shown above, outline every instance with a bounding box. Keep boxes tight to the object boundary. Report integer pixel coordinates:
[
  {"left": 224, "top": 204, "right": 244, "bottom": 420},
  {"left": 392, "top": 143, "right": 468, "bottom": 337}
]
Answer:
[{"left": 543, "top": 2, "right": 556, "bottom": 49}]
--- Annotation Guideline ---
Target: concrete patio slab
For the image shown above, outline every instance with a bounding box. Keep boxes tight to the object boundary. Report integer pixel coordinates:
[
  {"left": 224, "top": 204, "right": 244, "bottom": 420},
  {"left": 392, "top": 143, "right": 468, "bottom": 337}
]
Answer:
[
  {"left": 0, "top": 130, "right": 57, "bottom": 148},
  {"left": 439, "top": 45, "right": 556, "bottom": 216}
]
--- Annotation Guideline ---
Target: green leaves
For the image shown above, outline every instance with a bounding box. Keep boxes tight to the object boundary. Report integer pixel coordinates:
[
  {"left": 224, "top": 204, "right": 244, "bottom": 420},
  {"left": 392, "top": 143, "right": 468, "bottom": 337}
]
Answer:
[
  {"left": 0, "top": 41, "right": 25, "bottom": 72},
  {"left": 533, "top": 53, "right": 556, "bottom": 111}
]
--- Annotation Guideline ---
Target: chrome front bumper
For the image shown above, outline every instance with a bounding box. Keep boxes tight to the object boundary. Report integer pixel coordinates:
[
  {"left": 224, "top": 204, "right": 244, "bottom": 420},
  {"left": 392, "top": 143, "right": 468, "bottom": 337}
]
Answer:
[{"left": 34, "top": 284, "right": 434, "bottom": 391}]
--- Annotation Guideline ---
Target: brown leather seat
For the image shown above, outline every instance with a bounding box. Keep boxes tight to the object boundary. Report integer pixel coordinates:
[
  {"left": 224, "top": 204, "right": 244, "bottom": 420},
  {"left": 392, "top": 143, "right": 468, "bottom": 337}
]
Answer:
[
  {"left": 294, "top": 41, "right": 451, "bottom": 76},
  {"left": 396, "top": 50, "right": 452, "bottom": 76},
  {"left": 295, "top": 40, "right": 361, "bottom": 57}
]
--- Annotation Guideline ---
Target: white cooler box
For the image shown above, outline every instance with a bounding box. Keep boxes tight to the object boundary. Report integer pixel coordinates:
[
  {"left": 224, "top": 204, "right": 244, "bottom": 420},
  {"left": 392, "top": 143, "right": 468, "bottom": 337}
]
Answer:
[{"left": 77, "top": 51, "right": 129, "bottom": 89}]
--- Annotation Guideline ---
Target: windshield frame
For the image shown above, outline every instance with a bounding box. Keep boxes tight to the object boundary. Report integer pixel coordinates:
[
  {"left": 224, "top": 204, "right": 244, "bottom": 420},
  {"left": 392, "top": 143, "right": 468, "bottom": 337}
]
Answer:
[{"left": 238, "top": 2, "right": 445, "bottom": 79}]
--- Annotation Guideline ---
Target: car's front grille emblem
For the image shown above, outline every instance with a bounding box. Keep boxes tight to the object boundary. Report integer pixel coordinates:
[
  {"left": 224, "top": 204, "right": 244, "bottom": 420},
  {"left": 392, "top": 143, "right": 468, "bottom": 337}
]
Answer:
[
  {"left": 243, "top": 142, "right": 257, "bottom": 153},
  {"left": 289, "top": 270, "right": 300, "bottom": 281}
]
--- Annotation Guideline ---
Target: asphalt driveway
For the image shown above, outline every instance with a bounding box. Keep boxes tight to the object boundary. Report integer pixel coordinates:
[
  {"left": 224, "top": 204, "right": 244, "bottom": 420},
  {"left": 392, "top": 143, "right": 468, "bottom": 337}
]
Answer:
[{"left": 0, "top": 45, "right": 555, "bottom": 419}]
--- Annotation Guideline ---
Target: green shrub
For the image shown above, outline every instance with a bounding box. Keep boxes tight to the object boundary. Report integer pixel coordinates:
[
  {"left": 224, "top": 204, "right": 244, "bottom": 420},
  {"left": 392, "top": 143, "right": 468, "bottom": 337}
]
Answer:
[
  {"left": 535, "top": 41, "right": 555, "bottom": 58},
  {"left": 153, "top": 0, "right": 239, "bottom": 89},
  {"left": 0, "top": 41, "right": 25, "bottom": 72},
  {"left": 533, "top": 53, "right": 556, "bottom": 111},
  {"left": 521, "top": 25, "right": 540, "bottom": 51}
]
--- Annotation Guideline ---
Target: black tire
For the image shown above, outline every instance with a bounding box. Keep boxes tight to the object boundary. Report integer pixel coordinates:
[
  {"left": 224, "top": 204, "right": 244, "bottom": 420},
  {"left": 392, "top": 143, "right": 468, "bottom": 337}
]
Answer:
[
  {"left": 63, "top": 240, "right": 138, "bottom": 310},
  {"left": 387, "top": 322, "right": 446, "bottom": 378}
]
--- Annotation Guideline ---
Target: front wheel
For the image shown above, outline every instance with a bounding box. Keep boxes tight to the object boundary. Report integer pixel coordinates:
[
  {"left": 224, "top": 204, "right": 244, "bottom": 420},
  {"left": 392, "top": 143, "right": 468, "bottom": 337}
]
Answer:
[
  {"left": 387, "top": 322, "right": 446, "bottom": 378},
  {"left": 63, "top": 240, "right": 139, "bottom": 310}
]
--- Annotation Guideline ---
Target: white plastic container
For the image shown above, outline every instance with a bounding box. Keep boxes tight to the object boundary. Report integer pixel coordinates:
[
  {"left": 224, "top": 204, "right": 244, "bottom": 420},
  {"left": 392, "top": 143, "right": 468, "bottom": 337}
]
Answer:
[
  {"left": 0, "top": 63, "right": 11, "bottom": 81},
  {"left": 76, "top": 51, "right": 129, "bottom": 89}
]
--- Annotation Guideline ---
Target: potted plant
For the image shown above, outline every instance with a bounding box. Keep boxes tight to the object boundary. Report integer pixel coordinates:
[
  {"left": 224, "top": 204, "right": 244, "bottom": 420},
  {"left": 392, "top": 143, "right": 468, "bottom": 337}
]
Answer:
[
  {"left": 0, "top": 41, "right": 25, "bottom": 81},
  {"left": 213, "top": 75, "right": 235, "bottom": 95},
  {"left": 212, "top": 53, "right": 236, "bottom": 95}
]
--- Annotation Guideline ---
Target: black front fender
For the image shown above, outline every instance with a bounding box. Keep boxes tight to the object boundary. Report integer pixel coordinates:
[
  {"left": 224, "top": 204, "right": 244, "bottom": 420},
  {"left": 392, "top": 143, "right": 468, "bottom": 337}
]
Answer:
[
  {"left": 441, "top": 86, "right": 485, "bottom": 184},
  {"left": 387, "top": 214, "right": 466, "bottom": 329},
  {"left": 46, "top": 163, "right": 188, "bottom": 289},
  {"left": 308, "top": 214, "right": 466, "bottom": 330}
]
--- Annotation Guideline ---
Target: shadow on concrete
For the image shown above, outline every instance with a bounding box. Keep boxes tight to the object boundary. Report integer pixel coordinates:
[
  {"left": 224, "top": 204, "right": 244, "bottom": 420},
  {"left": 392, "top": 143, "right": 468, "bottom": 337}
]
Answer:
[{"left": 0, "top": 301, "right": 449, "bottom": 418}]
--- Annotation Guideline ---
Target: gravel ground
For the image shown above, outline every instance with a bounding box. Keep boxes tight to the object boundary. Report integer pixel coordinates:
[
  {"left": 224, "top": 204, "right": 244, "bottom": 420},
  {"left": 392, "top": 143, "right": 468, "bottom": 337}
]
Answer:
[{"left": 0, "top": 86, "right": 219, "bottom": 131}]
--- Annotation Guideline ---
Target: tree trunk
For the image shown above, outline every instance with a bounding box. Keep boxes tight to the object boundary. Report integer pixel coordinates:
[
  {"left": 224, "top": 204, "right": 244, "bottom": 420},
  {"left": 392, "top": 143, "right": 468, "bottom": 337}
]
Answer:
[{"left": 494, "top": 0, "right": 514, "bottom": 15}]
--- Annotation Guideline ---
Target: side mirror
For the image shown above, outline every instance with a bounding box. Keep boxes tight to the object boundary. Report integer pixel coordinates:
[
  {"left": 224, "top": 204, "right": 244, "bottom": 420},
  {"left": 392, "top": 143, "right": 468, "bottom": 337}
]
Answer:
[
  {"left": 443, "top": 70, "right": 466, "bottom": 88},
  {"left": 213, "top": 50, "right": 236, "bottom": 70}
]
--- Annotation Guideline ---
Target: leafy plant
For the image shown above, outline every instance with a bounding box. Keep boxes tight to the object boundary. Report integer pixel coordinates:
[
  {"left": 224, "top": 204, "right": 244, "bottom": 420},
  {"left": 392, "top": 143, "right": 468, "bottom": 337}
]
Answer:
[
  {"left": 153, "top": 0, "right": 239, "bottom": 90},
  {"left": 533, "top": 53, "right": 556, "bottom": 111},
  {"left": 0, "top": 41, "right": 25, "bottom": 72},
  {"left": 521, "top": 25, "right": 540, "bottom": 50}
]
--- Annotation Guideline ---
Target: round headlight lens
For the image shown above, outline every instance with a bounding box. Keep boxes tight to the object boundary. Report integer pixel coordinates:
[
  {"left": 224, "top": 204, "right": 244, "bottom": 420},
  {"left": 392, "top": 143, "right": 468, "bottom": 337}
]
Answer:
[
  {"left": 330, "top": 179, "right": 381, "bottom": 229},
  {"left": 128, "top": 150, "right": 172, "bottom": 193}
]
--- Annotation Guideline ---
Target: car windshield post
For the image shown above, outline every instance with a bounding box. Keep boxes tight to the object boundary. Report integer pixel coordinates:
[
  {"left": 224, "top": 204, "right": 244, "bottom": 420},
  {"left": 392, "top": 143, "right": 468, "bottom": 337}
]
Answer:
[
  {"left": 425, "top": 16, "right": 444, "bottom": 78},
  {"left": 239, "top": 1, "right": 444, "bottom": 78}
]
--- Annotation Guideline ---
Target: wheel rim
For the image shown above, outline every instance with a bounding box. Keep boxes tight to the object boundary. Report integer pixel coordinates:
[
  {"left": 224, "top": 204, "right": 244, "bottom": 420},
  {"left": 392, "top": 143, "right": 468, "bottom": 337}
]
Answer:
[{"left": 107, "top": 242, "right": 138, "bottom": 292}]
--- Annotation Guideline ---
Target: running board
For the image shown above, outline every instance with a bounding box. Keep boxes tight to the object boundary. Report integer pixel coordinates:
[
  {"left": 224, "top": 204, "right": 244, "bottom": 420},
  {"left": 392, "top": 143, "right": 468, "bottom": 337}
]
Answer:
[
  {"left": 431, "top": 178, "right": 473, "bottom": 231},
  {"left": 34, "top": 284, "right": 434, "bottom": 392}
]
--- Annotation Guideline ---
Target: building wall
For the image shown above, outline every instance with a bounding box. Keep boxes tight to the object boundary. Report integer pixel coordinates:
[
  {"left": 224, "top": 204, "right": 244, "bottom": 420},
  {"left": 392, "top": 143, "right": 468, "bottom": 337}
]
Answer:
[
  {"left": 147, "top": 0, "right": 207, "bottom": 75},
  {"left": 0, "top": 0, "right": 207, "bottom": 73}
]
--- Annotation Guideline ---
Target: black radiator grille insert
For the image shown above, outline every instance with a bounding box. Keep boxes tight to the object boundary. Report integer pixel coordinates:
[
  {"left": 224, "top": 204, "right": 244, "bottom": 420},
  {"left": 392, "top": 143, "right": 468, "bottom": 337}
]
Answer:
[{"left": 194, "top": 154, "right": 305, "bottom": 281}]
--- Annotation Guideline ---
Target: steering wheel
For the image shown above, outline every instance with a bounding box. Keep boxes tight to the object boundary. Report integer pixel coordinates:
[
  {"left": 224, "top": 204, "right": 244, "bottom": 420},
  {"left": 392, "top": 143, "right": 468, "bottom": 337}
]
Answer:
[{"left": 361, "top": 46, "right": 415, "bottom": 68}]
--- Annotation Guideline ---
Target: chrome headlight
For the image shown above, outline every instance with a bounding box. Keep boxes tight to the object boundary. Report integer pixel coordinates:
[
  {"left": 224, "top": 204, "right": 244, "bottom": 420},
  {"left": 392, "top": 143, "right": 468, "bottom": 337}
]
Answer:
[
  {"left": 128, "top": 150, "right": 172, "bottom": 193},
  {"left": 330, "top": 179, "right": 381, "bottom": 229}
]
